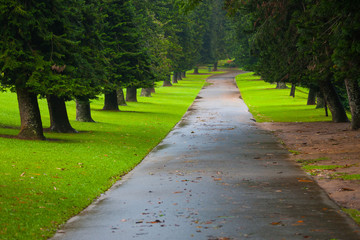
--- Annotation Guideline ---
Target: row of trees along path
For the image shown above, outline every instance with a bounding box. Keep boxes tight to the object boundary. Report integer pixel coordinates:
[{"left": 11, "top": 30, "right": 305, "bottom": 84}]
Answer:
[
  {"left": 0, "top": 0, "right": 229, "bottom": 140},
  {"left": 184, "top": 0, "right": 360, "bottom": 131}
]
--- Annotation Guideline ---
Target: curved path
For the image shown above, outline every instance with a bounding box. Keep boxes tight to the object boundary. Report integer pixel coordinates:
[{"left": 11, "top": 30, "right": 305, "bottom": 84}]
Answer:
[{"left": 52, "top": 72, "right": 360, "bottom": 240}]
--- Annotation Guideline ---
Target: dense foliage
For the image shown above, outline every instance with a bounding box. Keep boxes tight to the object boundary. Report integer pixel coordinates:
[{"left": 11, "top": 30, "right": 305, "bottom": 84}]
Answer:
[
  {"left": 185, "top": 0, "right": 360, "bottom": 130},
  {"left": 0, "top": 0, "right": 233, "bottom": 139}
]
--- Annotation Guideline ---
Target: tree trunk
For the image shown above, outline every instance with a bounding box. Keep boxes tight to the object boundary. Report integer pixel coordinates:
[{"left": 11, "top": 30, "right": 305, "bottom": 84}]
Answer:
[
  {"left": 126, "top": 87, "right": 137, "bottom": 102},
  {"left": 76, "top": 98, "right": 95, "bottom": 122},
  {"left": 150, "top": 87, "right": 156, "bottom": 93},
  {"left": 193, "top": 67, "right": 199, "bottom": 74},
  {"left": 344, "top": 78, "right": 360, "bottom": 130},
  {"left": 307, "top": 87, "right": 316, "bottom": 105},
  {"left": 290, "top": 83, "right": 296, "bottom": 97},
  {"left": 177, "top": 71, "right": 182, "bottom": 80},
  {"left": 16, "top": 87, "right": 45, "bottom": 140},
  {"left": 163, "top": 75, "right": 172, "bottom": 87},
  {"left": 103, "top": 90, "right": 119, "bottom": 111},
  {"left": 182, "top": 71, "right": 186, "bottom": 78},
  {"left": 276, "top": 82, "right": 288, "bottom": 89},
  {"left": 141, "top": 88, "right": 152, "bottom": 97},
  {"left": 117, "top": 88, "right": 127, "bottom": 106},
  {"left": 213, "top": 61, "right": 218, "bottom": 71},
  {"left": 47, "top": 95, "right": 77, "bottom": 133},
  {"left": 316, "top": 91, "right": 325, "bottom": 108},
  {"left": 319, "top": 76, "right": 349, "bottom": 123},
  {"left": 172, "top": 72, "right": 178, "bottom": 84}
]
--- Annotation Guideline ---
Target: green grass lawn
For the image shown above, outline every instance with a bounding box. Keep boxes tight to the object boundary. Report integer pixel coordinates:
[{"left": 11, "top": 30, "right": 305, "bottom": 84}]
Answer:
[
  {"left": 235, "top": 72, "right": 335, "bottom": 122},
  {"left": 0, "top": 72, "right": 215, "bottom": 239}
]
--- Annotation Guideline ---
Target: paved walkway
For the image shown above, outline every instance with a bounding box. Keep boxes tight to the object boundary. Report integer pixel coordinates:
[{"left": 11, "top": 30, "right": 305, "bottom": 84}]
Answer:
[{"left": 52, "top": 72, "right": 360, "bottom": 240}]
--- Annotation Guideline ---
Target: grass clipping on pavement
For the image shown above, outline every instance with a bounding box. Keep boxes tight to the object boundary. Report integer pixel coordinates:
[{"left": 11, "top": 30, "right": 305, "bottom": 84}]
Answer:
[{"left": 0, "top": 72, "right": 211, "bottom": 239}]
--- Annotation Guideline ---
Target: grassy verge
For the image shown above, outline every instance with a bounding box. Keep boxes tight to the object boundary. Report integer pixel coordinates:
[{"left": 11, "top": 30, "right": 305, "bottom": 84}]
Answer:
[
  {"left": 235, "top": 72, "right": 335, "bottom": 122},
  {"left": 343, "top": 208, "right": 360, "bottom": 225},
  {"left": 0, "top": 72, "right": 215, "bottom": 239}
]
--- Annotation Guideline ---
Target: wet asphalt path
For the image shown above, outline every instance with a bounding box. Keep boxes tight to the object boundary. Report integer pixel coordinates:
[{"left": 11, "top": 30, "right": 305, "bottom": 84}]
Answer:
[{"left": 52, "top": 72, "right": 360, "bottom": 240}]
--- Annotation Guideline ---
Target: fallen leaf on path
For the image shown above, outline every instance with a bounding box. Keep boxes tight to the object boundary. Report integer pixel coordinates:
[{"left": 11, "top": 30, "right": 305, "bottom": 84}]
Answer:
[
  {"left": 146, "top": 220, "right": 163, "bottom": 224},
  {"left": 338, "top": 187, "right": 355, "bottom": 191},
  {"left": 298, "top": 179, "right": 313, "bottom": 183},
  {"left": 213, "top": 178, "right": 222, "bottom": 181},
  {"left": 271, "top": 221, "right": 282, "bottom": 225},
  {"left": 173, "top": 191, "right": 183, "bottom": 194}
]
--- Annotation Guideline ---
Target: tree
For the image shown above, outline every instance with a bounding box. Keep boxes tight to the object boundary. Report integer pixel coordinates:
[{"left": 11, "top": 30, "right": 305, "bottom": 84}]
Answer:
[
  {"left": 101, "top": 0, "right": 154, "bottom": 109},
  {"left": 0, "top": 0, "right": 66, "bottom": 139}
]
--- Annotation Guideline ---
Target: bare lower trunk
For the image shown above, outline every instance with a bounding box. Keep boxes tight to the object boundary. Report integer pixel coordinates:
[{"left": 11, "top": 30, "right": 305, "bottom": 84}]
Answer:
[
  {"left": 150, "top": 87, "right": 155, "bottom": 93},
  {"left": 213, "top": 62, "right": 218, "bottom": 71},
  {"left": 290, "top": 83, "right": 296, "bottom": 98},
  {"left": 319, "top": 76, "right": 349, "bottom": 123},
  {"left": 126, "top": 87, "right": 137, "bottom": 102},
  {"left": 47, "top": 95, "right": 77, "bottom": 133},
  {"left": 76, "top": 98, "right": 95, "bottom": 122},
  {"left": 141, "top": 88, "right": 152, "bottom": 97},
  {"left": 172, "top": 72, "right": 178, "bottom": 84},
  {"left": 193, "top": 67, "right": 199, "bottom": 74},
  {"left": 345, "top": 78, "right": 360, "bottom": 130},
  {"left": 117, "top": 89, "right": 127, "bottom": 106},
  {"left": 177, "top": 71, "right": 182, "bottom": 80},
  {"left": 163, "top": 75, "right": 172, "bottom": 87},
  {"left": 182, "top": 71, "right": 186, "bottom": 78},
  {"left": 307, "top": 88, "right": 316, "bottom": 105},
  {"left": 276, "top": 82, "right": 288, "bottom": 89},
  {"left": 316, "top": 91, "right": 325, "bottom": 108},
  {"left": 103, "top": 90, "right": 119, "bottom": 111},
  {"left": 16, "top": 87, "right": 45, "bottom": 140}
]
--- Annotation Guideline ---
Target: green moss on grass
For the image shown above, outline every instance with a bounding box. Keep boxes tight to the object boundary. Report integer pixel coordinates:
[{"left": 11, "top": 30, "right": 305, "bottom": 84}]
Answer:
[
  {"left": 296, "top": 157, "right": 329, "bottom": 166},
  {"left": 333, "top": 173, "right": 360, "bottom": 180}
]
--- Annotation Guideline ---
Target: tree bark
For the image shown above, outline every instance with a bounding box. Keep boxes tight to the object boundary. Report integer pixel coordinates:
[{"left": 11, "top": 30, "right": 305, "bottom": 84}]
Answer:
[
  {"left": 290, "top": 83, "right": 296, "bottom": 97},
  {"left": 141, "top": 88, "right": 152, "bottom": 97},
  {"left": 103, "top": 90, "right": 119, "bottom": 111},
  {"left": 163, "top": 75, "right": 172, "bottom": 87},
  {"left": 316, "top": 91, "right": 325, "bottom": 108},
  {"left": 177, "top": 71, "right": 182, "bottom": 80},
  {"left": 344, "top": 78, "right": 360, "bottom": 130},
  {"left": 182, "top": 71, "right": 186, "bottom": 78},
  {"left": 172, "top": 72, "right": 178, "bottom": 84},
  {"left": 150, "top": 87, "right": 156, "bottom": 93},
  {"left": 16, "top": 87, "right": 45, "bottom": 140},
  {"left": 276, "top": 82, "right": 288, "bottom": 89},
  {"left": 47, "top": 95, "right": 77, "bottom": 133},
  {"left": 126, "top": 87, "right": 137, "bottom": 102},
  {"left": 76, "top": 98, "right": 95, "bottom": 122},
  {"left": 193, "top": 67, "right": 199, "bottom": 74},
  {"left": 213, "top": 61, "right": 218, "bottom": 71},
  {"left": 319, "top": 76, "right": 349, "bottom": 122},
  {"left": 307, "top": 88, "right": 316, "bottom": 105},
  {"left": 117, "top": 88, "right": 127, "bottom": 106}
]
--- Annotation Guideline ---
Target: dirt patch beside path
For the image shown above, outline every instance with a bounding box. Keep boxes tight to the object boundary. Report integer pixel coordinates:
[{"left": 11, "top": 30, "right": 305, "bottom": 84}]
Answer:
[{"left": 258, "top": 122, "right": 360, "bottom": 211}]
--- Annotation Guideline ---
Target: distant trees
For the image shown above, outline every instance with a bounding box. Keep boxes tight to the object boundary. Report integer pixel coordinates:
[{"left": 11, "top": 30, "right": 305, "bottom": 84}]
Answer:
[
  {"left": 1, "top": 0, "right": 232, "bottom": 140},
  {"left": 183, "top": 0, "right": 360, "bottom": 130}
]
